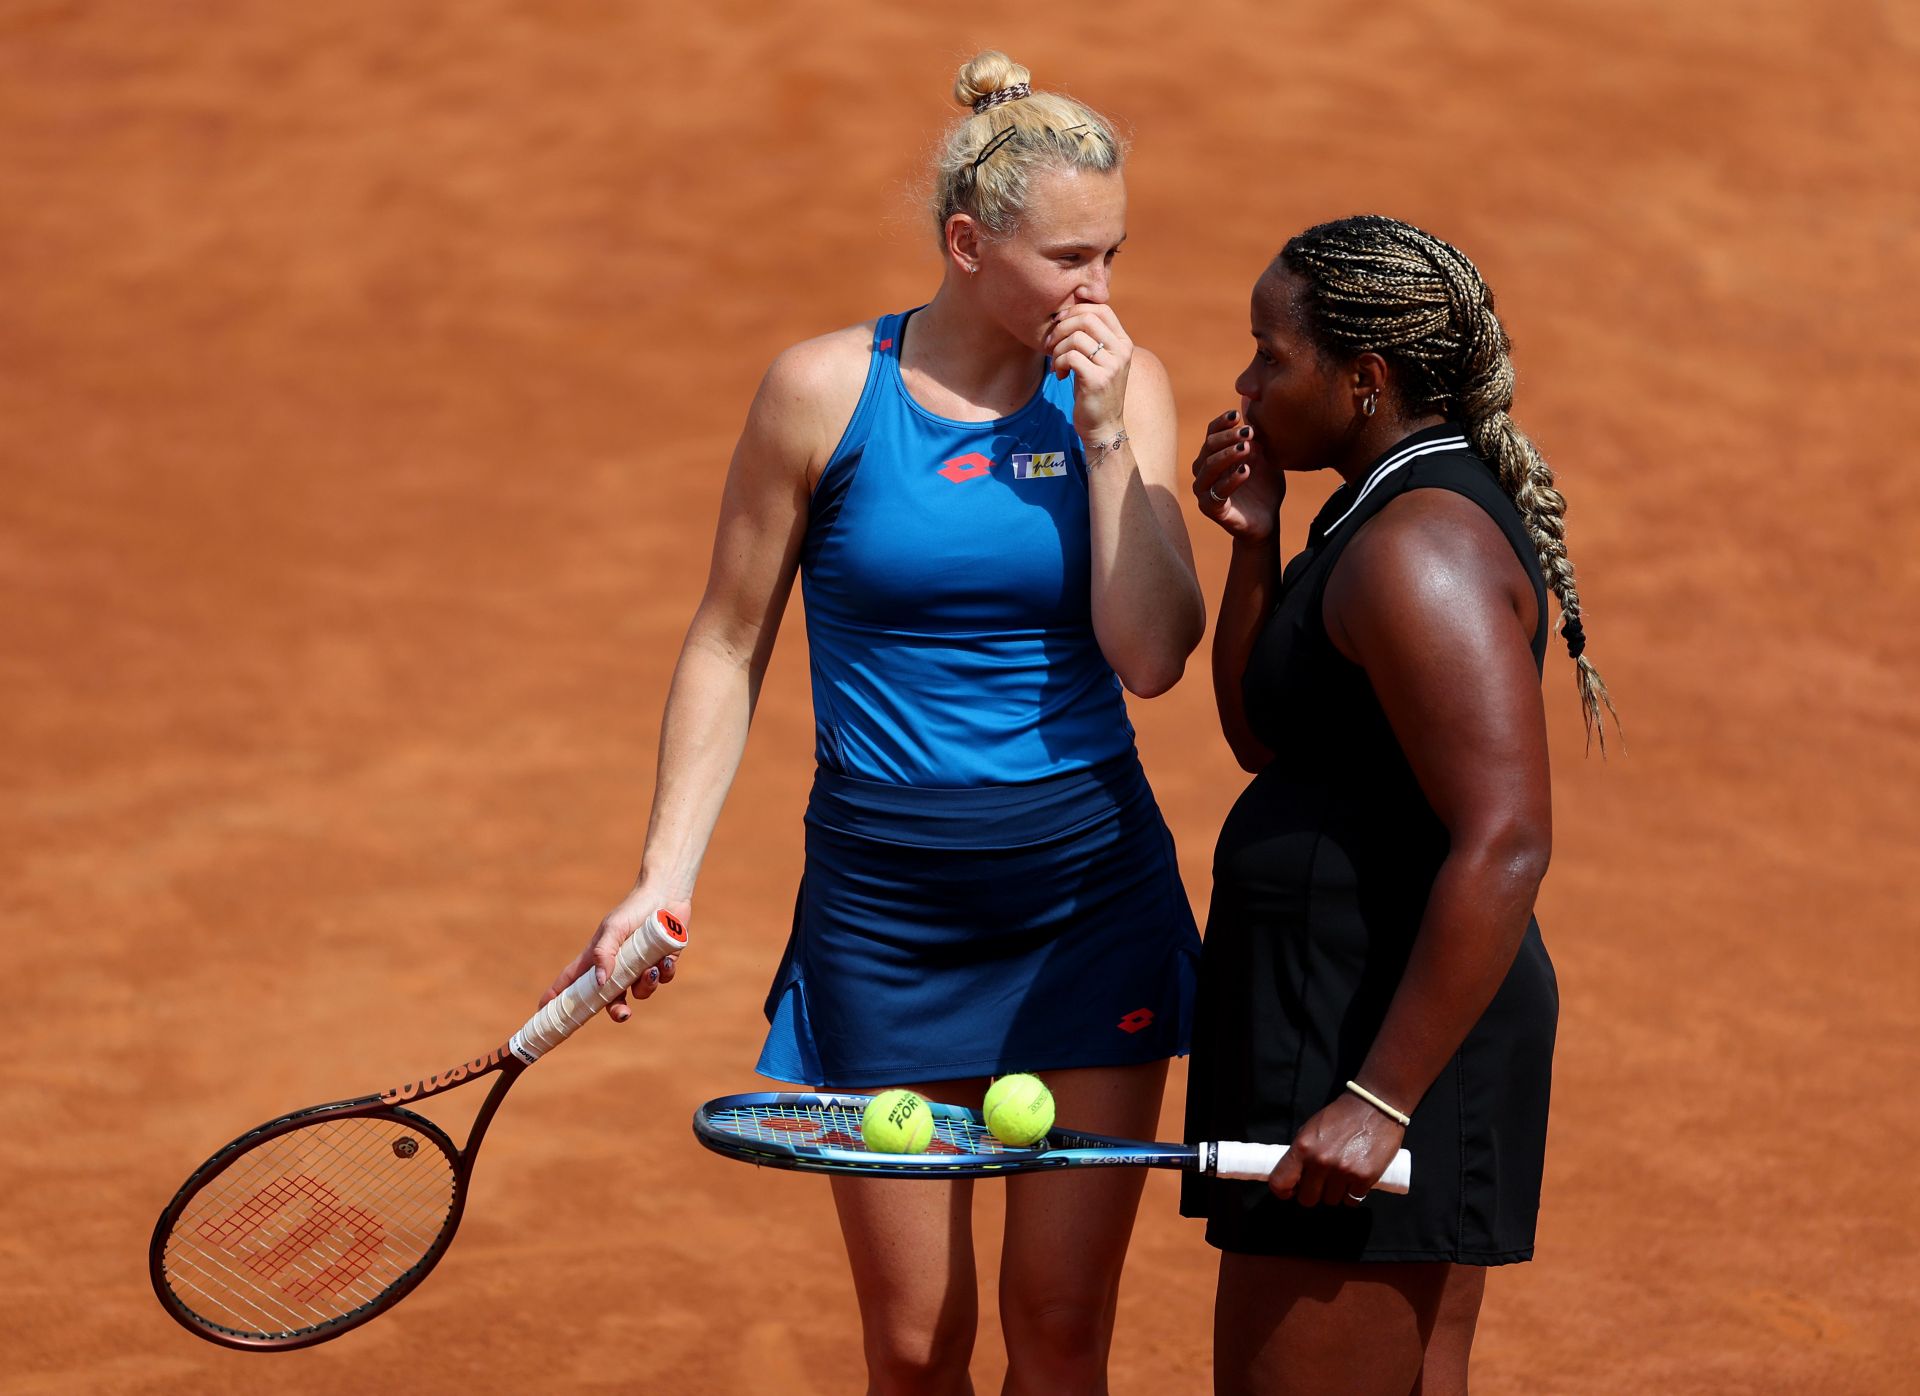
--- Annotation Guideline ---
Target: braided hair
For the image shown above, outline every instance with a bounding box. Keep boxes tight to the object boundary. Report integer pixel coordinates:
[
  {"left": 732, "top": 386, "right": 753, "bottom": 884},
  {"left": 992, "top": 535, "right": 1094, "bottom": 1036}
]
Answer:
[{"left": 1280, "top": 215, "right": 1621, "bottom": 751}]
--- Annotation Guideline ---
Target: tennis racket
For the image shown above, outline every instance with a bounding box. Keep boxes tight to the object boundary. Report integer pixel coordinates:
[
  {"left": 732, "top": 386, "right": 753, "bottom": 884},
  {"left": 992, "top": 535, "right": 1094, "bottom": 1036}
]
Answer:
[
  {"left": 150, "top": 909, "right": 687, "bottom": 1351},
  {"left": 693, "top": 1091, "right": 1412, "bottom": 1191}
]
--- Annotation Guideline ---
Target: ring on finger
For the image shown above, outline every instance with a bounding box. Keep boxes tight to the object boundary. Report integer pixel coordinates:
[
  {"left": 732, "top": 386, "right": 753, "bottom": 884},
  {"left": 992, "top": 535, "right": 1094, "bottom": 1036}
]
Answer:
[
  {"left": 1347, "top": 1191, "right": 1368, "bottom": 1202},
  {"left": 1090, "top": 341, "right": 1106, "bottom": 358},
  {"left": 1207, "top": 482, "right": 1227, "bottom": 502}
]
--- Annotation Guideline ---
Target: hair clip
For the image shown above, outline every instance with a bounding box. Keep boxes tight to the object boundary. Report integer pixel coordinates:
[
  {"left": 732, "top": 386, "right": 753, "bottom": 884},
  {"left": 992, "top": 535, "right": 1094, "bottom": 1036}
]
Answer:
[{"left": 970, "top": 125, "right": 1019, "bottom": 171}]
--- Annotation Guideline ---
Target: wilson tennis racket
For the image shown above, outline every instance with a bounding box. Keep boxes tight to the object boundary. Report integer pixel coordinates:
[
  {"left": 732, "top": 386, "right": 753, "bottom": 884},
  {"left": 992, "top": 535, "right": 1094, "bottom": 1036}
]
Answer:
[
  {"left": 693, "top": 1092, "right": 1412, "bottom": 1191},
  {"left": 150, "top": 909, "right": 687, "bottom": 1351}
]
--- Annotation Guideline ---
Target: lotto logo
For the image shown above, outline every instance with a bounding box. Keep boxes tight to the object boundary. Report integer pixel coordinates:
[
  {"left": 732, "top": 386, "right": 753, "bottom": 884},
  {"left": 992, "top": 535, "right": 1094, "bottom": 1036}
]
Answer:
[
  {"left": 1117, "top": 1008, "right": 1155, "bottom": 1034},
  {"left": 938, "top": 452, "right": 993, "bottom": 483}
]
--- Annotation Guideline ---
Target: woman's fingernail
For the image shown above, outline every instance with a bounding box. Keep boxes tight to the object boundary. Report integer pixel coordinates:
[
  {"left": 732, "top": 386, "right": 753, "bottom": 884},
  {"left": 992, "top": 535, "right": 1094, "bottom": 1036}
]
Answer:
[
  {"left": 1238, "top": 427, "right": 1252, "bottom": 438},
  {"left": 648, "top": 967, "right": 660, "bottom": 982},
  {"left": 1225, "top": 410, "right": 1238, "bottom": 422},
  {"left": 1236, "top": 442, "right": 1248, "bottom": 453}
]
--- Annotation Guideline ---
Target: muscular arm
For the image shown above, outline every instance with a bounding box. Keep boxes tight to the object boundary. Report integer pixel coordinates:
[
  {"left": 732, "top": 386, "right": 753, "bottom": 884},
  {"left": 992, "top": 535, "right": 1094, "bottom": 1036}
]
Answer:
[
  {"left": 1266, "top": 489, "right": 1550, "bottom": 1202},
  {"left": 1083, "top": 348, "right": 1205, "bottom": 697},
  {"left": 542, "top": 335, "right": 864, "bottom": 1015},
  {"left": 631, "top": 334, "right": 862, "bottom": 904},
  {"left": 1325, "top": 490, "right": 1552, "bottom": 1112},
  {"left": 1190, "top": 405, "right": 1285, "bottom": 772},
  {"left": 1211, "top": 535, "right": 1281, "bottom": 773}
]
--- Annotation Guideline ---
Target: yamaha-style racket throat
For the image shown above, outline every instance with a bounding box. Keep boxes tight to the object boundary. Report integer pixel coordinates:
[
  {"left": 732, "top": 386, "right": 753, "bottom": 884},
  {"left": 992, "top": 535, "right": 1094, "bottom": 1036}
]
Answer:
[
  {"left": 150, "top": 910, "right": 686, "bottom": 1351},
  {"left": 694, "top": 1092, "right": 1412, "bottom": 1190}
]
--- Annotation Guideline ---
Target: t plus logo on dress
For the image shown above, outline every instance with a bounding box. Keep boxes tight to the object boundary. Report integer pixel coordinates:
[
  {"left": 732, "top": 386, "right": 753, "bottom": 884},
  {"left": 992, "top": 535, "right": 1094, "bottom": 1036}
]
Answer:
[{"left": 1011, "top": 451, "right": 1066, "bottom": 480}]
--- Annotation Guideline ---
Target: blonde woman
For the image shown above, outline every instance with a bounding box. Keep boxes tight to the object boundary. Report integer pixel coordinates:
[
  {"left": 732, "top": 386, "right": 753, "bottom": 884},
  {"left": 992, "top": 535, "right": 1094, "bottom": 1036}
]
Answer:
[
  {"left": 545, "top": 53, "right": 1204, "bottom": 1395},
  {"left": 1185, "top": 216, "right": 1616, "bottom": 1395}
]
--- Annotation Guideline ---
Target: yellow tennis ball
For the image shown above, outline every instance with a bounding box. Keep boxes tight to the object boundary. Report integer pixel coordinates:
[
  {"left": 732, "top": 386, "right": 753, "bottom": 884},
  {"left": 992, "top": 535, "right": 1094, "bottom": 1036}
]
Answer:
[
  {"left": 983, "top": 1073, "right": 1055, "bottom": 1146},
  {"left": 861, "top": 1089, "right": 934, "bottom": 1154}
]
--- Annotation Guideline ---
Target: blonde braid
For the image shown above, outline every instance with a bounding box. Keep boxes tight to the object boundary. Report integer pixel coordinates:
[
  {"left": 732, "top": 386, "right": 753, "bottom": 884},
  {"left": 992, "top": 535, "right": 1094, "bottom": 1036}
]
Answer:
[{"left": 1281, "top": 216, "right": 1622, "bottom": 750}]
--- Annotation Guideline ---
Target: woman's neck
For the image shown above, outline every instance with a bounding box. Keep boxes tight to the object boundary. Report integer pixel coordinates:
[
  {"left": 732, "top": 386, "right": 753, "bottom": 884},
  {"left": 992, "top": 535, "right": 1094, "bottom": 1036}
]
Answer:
[
  {"left": 1330, "top": 411, "right": 1451, "bottom": 485},
  {"left": 905, "top": 280, "right": 1049, "bottom": 415}
]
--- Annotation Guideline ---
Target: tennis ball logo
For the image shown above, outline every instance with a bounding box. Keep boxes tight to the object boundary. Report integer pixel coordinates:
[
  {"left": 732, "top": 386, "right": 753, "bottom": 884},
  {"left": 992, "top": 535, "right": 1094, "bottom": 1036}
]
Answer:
[
  {"left": 983, "top": 1073, "right": 1055, "bottom": 1147},
  {"left": 861, "top": 1089, "right": 934, "bottom": 1154}
]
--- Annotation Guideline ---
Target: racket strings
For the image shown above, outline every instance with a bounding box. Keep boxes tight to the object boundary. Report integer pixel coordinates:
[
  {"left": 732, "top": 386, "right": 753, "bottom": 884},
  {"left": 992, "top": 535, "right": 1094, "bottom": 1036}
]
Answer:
[
  {"left": 163, "top": 1114, "right": 457, "bottom": 1338},
  {"left": 708, "top": 1101, "right": 1026, "bottom": 1157}
]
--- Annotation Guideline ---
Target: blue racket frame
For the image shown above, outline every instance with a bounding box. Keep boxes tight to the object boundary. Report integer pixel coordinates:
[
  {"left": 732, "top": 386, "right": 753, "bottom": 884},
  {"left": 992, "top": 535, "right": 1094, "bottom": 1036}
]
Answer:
[{"left": 693, "top": 1091, "right": 1204, "bottom": 1178}]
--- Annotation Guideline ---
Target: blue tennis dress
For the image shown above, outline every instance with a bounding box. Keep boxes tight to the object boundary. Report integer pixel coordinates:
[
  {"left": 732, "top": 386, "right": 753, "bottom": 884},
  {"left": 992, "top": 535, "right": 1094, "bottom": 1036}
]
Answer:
[{"left": 756, "top": 309, "right": 1201, "bottom": 1087}]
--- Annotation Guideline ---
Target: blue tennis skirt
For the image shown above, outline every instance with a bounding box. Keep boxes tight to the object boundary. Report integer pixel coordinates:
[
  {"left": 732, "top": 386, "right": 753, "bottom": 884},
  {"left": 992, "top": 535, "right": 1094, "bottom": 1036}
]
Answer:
[{"left": 757, "top": 752, "right": 1202, "bottom": 1088}]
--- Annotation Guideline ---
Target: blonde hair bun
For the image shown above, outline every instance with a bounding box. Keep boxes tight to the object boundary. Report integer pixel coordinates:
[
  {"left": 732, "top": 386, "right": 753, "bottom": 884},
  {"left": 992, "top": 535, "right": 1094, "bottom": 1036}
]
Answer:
[
  {"left": 952, "top": 51, "right": 1032, "bottom": 110},
  {"left": 930, "top": 52, "right": 1122, "bottom": 235}
]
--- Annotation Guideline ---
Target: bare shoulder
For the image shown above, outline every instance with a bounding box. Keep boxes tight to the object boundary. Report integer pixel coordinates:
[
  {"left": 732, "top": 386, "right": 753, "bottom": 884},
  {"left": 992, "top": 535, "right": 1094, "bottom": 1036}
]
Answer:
[
  {"left": 760, "top": 322, "right": 875, "bottom": 414},
  {"left": 749, "top": 322, "right": 878, "bottom": 480},
  {"left": 1328, "top": 488, "right": 1536, "bottom": 639},
  {"left": 1126, "top": 343, "right": 1174, "bottom": 401},
  {"left": 1349, "top": 489, "right": 1524, "bottom": 582}
]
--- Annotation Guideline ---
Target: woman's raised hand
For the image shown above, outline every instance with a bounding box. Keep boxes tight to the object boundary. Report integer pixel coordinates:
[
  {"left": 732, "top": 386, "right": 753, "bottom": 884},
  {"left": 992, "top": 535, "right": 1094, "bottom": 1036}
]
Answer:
[
  {"left": 1046, "top": 302, "right": 1131, "bottom": 443},
  {"left": 1192, "top": 405, "right": 1283, "bottom": 542}
]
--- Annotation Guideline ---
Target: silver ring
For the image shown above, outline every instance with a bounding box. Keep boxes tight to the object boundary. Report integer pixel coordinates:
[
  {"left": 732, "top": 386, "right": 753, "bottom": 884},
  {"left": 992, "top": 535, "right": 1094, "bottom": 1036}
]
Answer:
[
  {"left": 1207, "top": 483, "right": 1227, "bottom": 502},
  {"left": 1347, "top": 1191, "right": 1368, "bottom": 1202},
  {"left": 1090, "top": 341, "right": 1105, "bottom": 358}
]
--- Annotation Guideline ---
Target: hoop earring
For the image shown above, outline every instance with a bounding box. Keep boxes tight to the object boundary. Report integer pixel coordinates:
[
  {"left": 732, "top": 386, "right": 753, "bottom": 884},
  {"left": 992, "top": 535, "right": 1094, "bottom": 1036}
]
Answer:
[{"left": 1362, "top": 389, "right": 1380, "bottom": 419}]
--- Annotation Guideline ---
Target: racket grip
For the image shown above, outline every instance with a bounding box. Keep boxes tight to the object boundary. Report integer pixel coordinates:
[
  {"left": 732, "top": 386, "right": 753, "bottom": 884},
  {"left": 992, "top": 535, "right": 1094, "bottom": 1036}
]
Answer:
[
  {"left": 1209, "top": 1141, "right": 1413, "bottom": 1195},
  {"left": 508, "top": 910, "right": 688, "bottom": 1064}
]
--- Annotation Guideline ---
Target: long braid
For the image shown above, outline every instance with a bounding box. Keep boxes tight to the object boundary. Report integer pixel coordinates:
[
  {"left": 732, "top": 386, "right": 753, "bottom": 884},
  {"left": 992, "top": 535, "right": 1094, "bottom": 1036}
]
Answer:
[{"left": 1281, "top": 216, "right": 1622, "bottom": 751}]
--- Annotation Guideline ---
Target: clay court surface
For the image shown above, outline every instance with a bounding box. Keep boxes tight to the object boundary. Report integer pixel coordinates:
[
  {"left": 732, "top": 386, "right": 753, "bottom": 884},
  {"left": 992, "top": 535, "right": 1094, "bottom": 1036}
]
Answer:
[{"left": 3, "top": 2, "right": 1915, "bottom": 1391}]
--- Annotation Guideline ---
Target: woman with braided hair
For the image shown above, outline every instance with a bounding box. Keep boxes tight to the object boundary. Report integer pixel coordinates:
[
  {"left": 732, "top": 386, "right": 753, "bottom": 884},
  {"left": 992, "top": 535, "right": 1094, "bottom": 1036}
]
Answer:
[
  {"left": 542, "top": 50, "right": 1204, "bottom": 1395},
  {"left": 1182, "top": 215, "right": 1617, "bottom": 1394}
]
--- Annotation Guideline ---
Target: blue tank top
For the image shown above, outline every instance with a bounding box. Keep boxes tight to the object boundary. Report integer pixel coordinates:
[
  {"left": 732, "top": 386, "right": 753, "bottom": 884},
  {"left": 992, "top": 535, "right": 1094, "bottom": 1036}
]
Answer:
[{"left": 799, "top": 309, "right": 1136, "bottom": 787}]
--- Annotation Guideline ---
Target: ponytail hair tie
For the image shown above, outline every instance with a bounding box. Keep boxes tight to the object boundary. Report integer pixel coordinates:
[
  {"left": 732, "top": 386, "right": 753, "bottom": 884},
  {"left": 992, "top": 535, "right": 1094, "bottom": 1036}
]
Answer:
[
  {"left": 1561, "top": 615, "right": 1586, "bottom": 660},
  {"left": 973, "top": 83, "right": 1031, "bottom": 114}
]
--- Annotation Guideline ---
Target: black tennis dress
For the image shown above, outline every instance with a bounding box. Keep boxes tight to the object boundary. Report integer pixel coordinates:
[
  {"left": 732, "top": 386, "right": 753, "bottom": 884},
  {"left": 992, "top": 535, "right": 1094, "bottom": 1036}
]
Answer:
[{"left": 1180, "top": 424, "right": 1559, "bottom": 1264}]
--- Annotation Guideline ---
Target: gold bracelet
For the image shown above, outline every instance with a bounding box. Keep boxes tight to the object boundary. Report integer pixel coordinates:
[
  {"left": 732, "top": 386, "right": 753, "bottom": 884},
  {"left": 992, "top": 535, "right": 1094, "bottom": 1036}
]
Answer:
[
  {"left": 1082, "top": 428, "right": 1129, "bottom": 469},
  {"left": 1345, "top": 1080, "right": 1411, "bottom": 1127}
]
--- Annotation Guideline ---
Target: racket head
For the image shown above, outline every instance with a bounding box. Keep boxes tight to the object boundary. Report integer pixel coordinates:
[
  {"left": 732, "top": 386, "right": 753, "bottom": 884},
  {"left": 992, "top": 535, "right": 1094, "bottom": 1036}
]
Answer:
[
  {"left": 150, "top": 1098, "right": 470, "bottom": 1350},
  {"left": 693, "top": 1091, "right": 1188, "bottom": 1178}
]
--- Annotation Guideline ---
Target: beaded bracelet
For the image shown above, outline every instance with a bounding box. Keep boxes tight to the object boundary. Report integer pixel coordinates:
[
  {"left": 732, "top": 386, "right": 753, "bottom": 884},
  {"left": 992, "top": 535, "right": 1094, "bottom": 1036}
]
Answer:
[
  {"left": 1082, "top": 429, "right": 1129, "bottom": 470},
  {"left": 1345, "top": 1079, "right": 1412, "bottom": 1127}
]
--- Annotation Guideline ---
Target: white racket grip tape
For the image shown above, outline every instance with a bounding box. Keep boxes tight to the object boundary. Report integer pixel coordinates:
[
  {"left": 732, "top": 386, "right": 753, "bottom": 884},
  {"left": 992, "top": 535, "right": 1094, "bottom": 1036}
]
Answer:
[
  {"left": 508, "top": 910, "right": 688, "bottom": 1065},
  {"left": 1210, "top": 1141, "right": 1413, "bottom": 1195}
]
